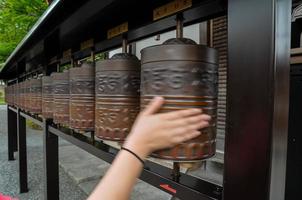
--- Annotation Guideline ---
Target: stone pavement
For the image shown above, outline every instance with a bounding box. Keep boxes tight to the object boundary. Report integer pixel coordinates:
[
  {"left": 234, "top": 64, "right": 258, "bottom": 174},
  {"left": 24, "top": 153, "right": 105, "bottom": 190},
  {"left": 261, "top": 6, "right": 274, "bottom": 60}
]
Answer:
[
  {"left": 59, "top": 141, "right": 171, "bottom": 200},
  {"left": 0, "top": 105, "right": 87, "bottom": 200}
]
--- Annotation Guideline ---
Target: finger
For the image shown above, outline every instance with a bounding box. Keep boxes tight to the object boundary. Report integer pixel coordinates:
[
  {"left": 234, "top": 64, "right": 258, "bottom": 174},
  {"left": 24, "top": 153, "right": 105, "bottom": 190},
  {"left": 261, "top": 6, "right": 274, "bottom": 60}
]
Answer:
[
  {"left": 188, "top": 121, "right": 210, "bottom": 131},
  {"left": 166, "top": 114, "right": 211, "bottom": 128},
  {"left": 173, "top": 131, "right": 201, "bottom": 144},
  {"left": 141, "top": 96, "right": 164, "bottom": 116},
  {"left": 159, "top": 108, "right": 203, "bottom": 120},
  {"left": 172, "top": 121, "right": 209, "bottom": 135}
]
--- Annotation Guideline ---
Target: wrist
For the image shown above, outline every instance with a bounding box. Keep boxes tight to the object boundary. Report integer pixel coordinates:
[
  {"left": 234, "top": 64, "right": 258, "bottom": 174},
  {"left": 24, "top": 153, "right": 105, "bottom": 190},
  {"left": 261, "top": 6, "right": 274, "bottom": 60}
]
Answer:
[{"left": 123, "top": 138, "right": 151, "bottom": 160}]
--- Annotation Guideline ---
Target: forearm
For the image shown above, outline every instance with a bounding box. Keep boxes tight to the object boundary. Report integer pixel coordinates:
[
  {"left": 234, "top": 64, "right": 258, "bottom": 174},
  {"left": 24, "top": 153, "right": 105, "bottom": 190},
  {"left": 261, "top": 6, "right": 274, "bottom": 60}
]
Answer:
[{"left": 87, "top": 150, "right": 145, "bottom": 200}]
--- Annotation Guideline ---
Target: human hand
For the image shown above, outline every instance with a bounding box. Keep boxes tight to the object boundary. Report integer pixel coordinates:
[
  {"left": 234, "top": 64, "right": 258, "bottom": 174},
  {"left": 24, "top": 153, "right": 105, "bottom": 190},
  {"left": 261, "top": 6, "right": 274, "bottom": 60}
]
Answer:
[{"left": 123, "top": 96, "right": 211, "bottom": 159}]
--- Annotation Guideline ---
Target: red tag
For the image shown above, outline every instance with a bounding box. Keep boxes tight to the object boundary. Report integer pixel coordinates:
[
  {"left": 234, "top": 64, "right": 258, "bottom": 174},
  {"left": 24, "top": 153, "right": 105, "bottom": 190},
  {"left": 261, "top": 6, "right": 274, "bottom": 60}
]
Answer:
[{"left": 159, "top": 184, "right": 177, "bottom": 194}]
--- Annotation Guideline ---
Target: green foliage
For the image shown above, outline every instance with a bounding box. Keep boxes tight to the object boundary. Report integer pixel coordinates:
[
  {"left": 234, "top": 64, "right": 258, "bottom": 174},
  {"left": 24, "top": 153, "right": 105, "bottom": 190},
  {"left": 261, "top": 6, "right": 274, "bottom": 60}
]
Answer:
[
  {"left": 93, "top": 52, "right": 106, "bottom": 62},
  {"left": 0, "top": 0, "right": 47, "bottom": 64},
  {"left": 26, "top": 120, "right": 42, "bottom": 130},
  {"left": 59, "top": 63, "right": 71, "bottom": 72},
  {"left": 0, "top": 88, "right": 4, "bottom": 105}
]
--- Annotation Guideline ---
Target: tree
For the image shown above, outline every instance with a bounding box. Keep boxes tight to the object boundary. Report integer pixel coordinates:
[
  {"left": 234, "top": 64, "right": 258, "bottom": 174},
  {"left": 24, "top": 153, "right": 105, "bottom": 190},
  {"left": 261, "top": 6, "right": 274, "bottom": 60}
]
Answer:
[{"left": 0, "top": 0, "right": 47, "bottom": 69}]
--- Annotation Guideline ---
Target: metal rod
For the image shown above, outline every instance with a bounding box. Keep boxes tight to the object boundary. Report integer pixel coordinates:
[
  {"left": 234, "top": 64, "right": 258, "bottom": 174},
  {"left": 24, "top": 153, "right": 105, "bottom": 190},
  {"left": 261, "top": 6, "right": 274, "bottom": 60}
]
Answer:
[
  {"left": 56, "top": 63, "right": 60, "bottom": 72},
  {"left": 17, "top": 108, "right": 28, "bottom": 193},
  {"left": 7, "top": 106, "right": 17, "bottom": 160},
  {"left": 91, "top": 49, "right": 95, "bottom": 66},
  {"left": 207, "top": 20, "right": 214, "bottom": 47},
  {"left": 43, "top": 118, "right": 59, "bottom": 200},
  {"left": 91, "top": 131, "right": 95, "bottom": 145},
  {"left": 172, "top": 162, "right": 181, "bottom": 182},
  {"left": 122, "top": 37, "right": 128, "bottom": 53},
  {"left": 71, "top": 57, "right": 75, "bottom": 68},
  {"left": 176, "top": 14, "right": 184, "bottom": 39}
]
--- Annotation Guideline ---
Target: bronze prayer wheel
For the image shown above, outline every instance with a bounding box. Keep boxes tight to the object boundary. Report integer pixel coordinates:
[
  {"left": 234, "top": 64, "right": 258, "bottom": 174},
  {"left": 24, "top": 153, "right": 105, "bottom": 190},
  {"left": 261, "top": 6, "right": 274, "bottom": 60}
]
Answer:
[
  {"left": 69, "top": 63, "right": 95, "bottom": 131},
  {"left": 42, "top": 76, "right": 53, "bottom": 119},
  {"left": 25, "top": 80, "right": 31, "bottom": 112},
  {"left": 22, "top": 81, "right": 27, "bottom": 110},
  {"left": 52, "top": 70, "right": 70, "bottom": 126},
  {"left": 13, "top": 83, "right": 17, "bottom": 106},
  {"left": 15, "top": 83, "right": 19, "bottom": 107},
  {"left": 29, "top": 78, "right": 42, "bottom": 114},
  {"left": 13, "top": 84, "right": 16, "bottom": 106},
  {"left": 18, "top": 82, "right": 23, "bottom": 109},
  {"left": 141, "top": 38, "right": 218, "bottom": 161},
  {"left": 95, "top": 53, "right": 140, "bottom": 141},
  {"left": 10, "top": 85, "right": 13, "bottom": 105},
  {"left": 5, "top": 85, "right": 10, "bottom": 105},
  {"left": 12, "top": 84, "right": 15, "bottom": 106},
  {"left": 20, "top": 81, "right": 25, "bottom": 110},
  {"left": 9, "top": 85, "right": 12, "bottom": 105},
  {"left": 6, "top": 86, "right": 9, "bottom": 105},
  {"left": 10, "top": 84, "right": 13, "bottom": 106}
]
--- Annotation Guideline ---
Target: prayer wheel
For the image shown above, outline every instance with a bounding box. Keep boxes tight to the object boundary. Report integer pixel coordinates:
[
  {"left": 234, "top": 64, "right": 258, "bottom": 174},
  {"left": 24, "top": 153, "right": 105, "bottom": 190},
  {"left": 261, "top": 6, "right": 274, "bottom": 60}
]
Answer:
[
  {"left": 20, "top": 82, "right": 24, "bottom": 108},
  {"left": 5, "top": 85, "right": 10, "bottom": 105},
  {"left": 10, "top": 85, "right": 13, "bottom": 105},
  {"left": 69, "top": 63, "right": 95, "bottom": 131},
  {"left": 20, "top": 81, "right": 25, "bottom": 110},
  {"left": 9, "top": 85, "right": 12, "bottom": 105},
  {"left": 27, "top": 80, "right": 33, "bottom": 111},
  {"left": 42, "top": 76, "right": 53, "bottom": 119},
  {"left": 140, "top": 38, "right": 218, "bottom": 161},
  {"left": 95, "top": 53, "right": 140, "bottom": 141},
  {"left": 7, "top": 85, "right": 11, "bottom": 105},
  {"left": 11, "top": 84, "right": 16, "bottom": 106},
  {"left": 18, "top": 82, "right": 23, "bottom": 109},
  {"left": 11, "top": 84, "right": 15, "bottom": 106},
  {"left": 23, "top": 79, "right": 32, "bottom": 111},
  {"left": 52, "top": 70, "right": 70, "bottom": 126},
  {"left": 15, "top": 83, "right": 19, "bottom": 107},
  {"left": 30, "top": 78, "right": 42, "bottom": 114}
]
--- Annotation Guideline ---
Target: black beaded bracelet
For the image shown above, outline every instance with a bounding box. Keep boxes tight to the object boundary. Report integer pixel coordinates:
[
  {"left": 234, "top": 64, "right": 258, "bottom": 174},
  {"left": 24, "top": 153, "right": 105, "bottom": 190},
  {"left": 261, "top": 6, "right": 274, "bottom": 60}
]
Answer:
[{"left": 121, "top": 147, "right": 145, "bottom": 166}]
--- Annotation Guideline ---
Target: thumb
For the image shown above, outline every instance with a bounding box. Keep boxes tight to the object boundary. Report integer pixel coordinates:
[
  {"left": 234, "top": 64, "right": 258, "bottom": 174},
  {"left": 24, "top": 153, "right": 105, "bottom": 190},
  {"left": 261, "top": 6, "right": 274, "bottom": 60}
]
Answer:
[{"left": 141, "top": 96, "right": 164, "bottom": 116}]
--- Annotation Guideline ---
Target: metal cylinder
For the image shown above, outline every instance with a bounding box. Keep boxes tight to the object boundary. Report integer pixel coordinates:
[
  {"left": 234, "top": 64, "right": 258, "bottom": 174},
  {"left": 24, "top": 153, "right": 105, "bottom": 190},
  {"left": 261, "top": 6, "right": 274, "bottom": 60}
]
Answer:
[
  {"left": 52, "top": 70, "right": 70, "bottom": 126},
  {"left": 19, "top": 82, "right": 22, "bottom": 108},
  {"left": 69, "top": 63, "right": 95, "bottom": 131},
  {"left": 10, "top": 85, "right": 13, "bottom": 105},
  {"left": 15, "top": 83, "right": 19, "bottom": 107},
  {"left": 95, "top": 53, "right": 140, "bottom": 141},
  {"left": 42, "top": 76, "right": 53, "bottom": 119},
  {"left": 5, "top": 85, "right": 10, "bottom": 105},
  {"left": 25, "top": 80, "right": 31, "bottom": 112},
  {"left": 8, "top": 85, "right": 14, "bottom": 106},
  {"left": 12, "top": 84, "right": 15, "bottom": 106},
  {"left": 30, "top": 78, "right": 42, "bottom": 114},
  {"left": 12, "top": 84, "right": 16, "bottom": 107},
  {"left": 10, "top": 84, "right": 14, "bottom": 106},
  {"left": 140, "top": 38, "right": 218, "bottom": 161},
  {"left": 20, "top": 81, "right": 25, "bottom": 110}
]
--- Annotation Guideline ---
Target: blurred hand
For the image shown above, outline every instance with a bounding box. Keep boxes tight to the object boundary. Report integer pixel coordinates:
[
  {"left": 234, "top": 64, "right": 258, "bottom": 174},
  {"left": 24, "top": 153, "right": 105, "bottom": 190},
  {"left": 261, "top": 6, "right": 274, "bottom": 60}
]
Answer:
[{"left": 123, "top": 96, "right": 211, "bottom": 159}]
